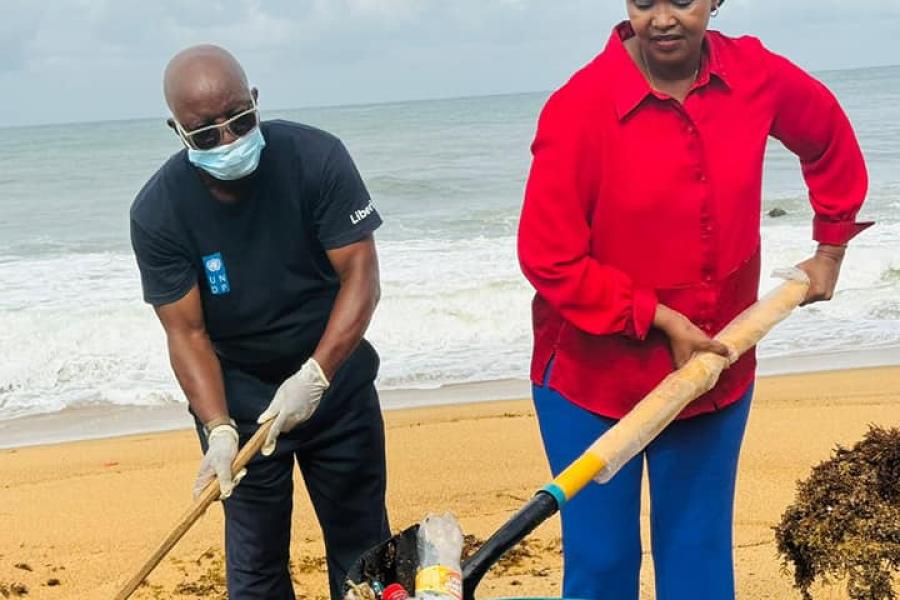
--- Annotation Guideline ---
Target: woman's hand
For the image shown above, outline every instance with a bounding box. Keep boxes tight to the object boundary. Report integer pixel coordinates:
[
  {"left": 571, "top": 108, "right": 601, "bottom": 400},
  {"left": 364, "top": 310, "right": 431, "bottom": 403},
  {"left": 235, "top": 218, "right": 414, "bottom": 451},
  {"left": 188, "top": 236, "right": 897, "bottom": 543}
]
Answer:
[
  {"left": 653, "top": 304, "right": 732, "bottom": 369},
  {"left": 795, "top": 244, "right": 845, "bottom": 306}
]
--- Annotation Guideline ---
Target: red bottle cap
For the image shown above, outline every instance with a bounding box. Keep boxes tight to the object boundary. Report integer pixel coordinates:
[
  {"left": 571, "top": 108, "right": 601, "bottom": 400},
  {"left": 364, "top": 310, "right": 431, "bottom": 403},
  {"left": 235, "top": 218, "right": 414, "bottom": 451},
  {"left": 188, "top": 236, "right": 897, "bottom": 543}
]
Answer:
[{"left": 382, "top": 583, "right": 409, "bottom": 600}]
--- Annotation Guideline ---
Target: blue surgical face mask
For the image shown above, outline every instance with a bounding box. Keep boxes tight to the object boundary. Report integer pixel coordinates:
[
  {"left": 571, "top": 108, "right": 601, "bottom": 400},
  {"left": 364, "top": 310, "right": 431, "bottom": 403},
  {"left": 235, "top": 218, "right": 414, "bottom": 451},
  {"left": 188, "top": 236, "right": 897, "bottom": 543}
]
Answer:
[{"left": 187, "top": 126, "right": 266, "bottom": 181}]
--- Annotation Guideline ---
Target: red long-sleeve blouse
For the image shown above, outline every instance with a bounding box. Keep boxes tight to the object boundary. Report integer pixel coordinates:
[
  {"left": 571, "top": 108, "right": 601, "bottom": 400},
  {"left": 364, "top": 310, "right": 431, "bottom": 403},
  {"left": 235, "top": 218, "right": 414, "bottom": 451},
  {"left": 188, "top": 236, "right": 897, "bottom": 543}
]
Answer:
[{"left": 518, "top": 22, "right": 871, "bottom": 419}]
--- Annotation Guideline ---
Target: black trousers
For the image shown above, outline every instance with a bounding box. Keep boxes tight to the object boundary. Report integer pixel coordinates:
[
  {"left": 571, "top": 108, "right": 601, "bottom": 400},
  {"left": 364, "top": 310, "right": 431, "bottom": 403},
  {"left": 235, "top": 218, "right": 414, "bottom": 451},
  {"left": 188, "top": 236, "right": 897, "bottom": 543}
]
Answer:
[{"left": 195, "top": 341, "right": 390, "bottom": 599}]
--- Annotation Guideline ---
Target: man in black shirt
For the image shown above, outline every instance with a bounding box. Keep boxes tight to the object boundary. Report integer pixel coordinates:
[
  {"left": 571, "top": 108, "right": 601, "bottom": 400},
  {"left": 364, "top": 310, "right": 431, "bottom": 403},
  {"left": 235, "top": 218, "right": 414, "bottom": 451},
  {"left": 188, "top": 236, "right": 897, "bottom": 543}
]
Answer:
[{"left": 130, "top": 45, "right": 388, "bottom": 599}]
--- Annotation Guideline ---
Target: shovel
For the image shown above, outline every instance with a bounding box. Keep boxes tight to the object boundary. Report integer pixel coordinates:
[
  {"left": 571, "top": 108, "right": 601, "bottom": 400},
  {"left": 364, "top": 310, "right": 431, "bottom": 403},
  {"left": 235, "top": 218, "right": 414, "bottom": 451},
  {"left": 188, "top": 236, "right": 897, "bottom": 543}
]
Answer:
[{"left": 346, "top": 270, "right": 810, "bottom": 600}]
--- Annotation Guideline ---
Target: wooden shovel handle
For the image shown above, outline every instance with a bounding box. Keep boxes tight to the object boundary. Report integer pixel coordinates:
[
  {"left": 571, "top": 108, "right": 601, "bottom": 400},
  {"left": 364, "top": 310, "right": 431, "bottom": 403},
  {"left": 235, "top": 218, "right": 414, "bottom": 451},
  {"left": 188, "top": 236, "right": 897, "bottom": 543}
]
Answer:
[{"left": 114, "top": 420, "right": 273, "bottom": 600}]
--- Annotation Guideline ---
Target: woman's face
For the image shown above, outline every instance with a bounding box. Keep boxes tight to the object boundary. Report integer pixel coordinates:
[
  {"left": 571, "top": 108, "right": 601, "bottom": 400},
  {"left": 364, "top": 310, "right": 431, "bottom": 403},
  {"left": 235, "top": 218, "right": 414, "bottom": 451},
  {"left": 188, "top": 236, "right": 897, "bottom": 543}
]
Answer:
[{"left": 626, "top": 0, "right": 717, "bottom": 70}]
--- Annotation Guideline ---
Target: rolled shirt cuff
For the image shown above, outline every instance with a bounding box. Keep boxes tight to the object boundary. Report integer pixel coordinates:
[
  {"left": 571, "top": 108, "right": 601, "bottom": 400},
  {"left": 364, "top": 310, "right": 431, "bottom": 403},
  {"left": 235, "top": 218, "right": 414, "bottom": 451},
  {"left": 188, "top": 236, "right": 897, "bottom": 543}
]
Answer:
[{"left": 812, "top": 217, "right": 874, "bottom": 246}]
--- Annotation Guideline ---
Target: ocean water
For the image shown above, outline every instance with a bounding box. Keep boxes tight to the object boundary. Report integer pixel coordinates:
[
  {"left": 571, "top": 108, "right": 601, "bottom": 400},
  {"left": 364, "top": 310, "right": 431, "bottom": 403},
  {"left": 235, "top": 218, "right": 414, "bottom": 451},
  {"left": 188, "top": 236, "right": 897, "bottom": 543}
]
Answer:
[{"left": 1, "top": 66, "right": 898, "bottom": 421}]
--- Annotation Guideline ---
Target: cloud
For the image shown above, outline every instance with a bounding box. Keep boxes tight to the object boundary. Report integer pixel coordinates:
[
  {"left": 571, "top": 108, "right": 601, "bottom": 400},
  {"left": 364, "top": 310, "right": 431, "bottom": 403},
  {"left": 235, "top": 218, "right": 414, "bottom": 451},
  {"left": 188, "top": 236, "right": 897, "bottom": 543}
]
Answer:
[
  {"left": 0, "top": 0, "right": 898, "bottom": 126},
  {"left": 0, "top": 4, "right": 43, "bottom": 71}
]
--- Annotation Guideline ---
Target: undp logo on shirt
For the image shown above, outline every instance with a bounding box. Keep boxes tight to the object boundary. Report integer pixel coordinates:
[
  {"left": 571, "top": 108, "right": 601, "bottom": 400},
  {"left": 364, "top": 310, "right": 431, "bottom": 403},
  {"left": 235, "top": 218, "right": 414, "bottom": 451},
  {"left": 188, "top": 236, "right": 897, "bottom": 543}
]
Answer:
[
  {"left": 205, "top": 257, "right": 223, "bottom": 272},
  {"left": 202, "top": 252, "right": 231, "bottom": 296}
]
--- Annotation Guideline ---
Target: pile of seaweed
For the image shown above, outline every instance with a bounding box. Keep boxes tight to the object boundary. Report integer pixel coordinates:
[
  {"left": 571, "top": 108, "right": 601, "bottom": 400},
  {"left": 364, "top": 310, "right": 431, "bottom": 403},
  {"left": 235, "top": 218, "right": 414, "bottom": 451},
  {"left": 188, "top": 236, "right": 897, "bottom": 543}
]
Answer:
[{"left": 775, "top": 426, "right": 900, "bottom": 599}]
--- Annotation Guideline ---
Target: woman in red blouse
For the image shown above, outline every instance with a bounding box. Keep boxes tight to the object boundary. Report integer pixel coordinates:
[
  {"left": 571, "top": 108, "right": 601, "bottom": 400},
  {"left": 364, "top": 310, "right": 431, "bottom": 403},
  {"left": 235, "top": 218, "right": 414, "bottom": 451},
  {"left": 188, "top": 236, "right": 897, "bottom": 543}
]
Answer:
[{"left": 518, "top": 1, "right": 871, "bottom": 598}]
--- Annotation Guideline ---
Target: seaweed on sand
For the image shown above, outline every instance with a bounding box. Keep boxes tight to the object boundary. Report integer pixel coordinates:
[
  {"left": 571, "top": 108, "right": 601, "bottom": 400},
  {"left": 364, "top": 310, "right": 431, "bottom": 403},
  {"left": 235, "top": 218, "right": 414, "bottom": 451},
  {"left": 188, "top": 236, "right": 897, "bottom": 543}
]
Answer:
[{"left": 774, "top": 426, "right": 900, "bottom": 599}]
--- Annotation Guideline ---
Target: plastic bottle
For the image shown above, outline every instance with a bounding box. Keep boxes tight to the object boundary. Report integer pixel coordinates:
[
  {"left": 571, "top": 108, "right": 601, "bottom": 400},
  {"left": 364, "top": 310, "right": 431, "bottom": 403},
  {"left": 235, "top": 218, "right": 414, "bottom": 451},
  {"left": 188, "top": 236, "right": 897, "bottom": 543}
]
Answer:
[{"left": 415, "top": 512, "right": 464, "bottom": 600}]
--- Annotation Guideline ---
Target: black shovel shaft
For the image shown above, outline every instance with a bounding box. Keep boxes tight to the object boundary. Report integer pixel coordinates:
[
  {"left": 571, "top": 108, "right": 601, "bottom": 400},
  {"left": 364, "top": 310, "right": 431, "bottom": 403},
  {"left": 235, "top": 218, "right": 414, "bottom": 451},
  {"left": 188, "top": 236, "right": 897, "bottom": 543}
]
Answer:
[{"left": 461, "top": 490, "right": 560, "bottom": 600}]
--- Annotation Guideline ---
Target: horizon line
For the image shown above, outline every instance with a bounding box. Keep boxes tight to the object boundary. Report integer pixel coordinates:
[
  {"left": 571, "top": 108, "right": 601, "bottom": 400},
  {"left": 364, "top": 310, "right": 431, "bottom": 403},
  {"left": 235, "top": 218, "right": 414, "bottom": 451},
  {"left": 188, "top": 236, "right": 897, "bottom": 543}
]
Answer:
[{"left": 3, "top": 62, "right": 898, "bottom": 131}]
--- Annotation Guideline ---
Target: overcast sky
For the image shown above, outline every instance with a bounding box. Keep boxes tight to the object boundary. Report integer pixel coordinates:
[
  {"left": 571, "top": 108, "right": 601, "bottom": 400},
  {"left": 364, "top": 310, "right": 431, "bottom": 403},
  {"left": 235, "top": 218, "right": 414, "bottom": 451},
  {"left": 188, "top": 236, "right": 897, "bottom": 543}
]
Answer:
[{"left": 1, "top": 0, "right": 899, "bottom": 127}]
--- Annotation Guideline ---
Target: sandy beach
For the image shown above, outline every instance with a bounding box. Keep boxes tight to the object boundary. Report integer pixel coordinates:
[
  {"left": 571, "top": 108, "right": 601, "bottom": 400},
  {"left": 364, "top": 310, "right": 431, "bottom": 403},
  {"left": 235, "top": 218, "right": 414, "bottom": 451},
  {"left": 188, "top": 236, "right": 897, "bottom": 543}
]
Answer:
[{"left": 1, "top": 366, "right": 898, "bottom": 599}]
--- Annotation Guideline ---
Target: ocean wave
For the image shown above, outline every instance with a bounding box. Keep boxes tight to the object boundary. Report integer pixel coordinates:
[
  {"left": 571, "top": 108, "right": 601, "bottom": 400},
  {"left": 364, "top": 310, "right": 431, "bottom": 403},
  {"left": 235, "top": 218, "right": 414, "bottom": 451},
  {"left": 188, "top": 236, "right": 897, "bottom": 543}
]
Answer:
[{"left": 1, "top": 225, "right": 899, "bottom": 420}]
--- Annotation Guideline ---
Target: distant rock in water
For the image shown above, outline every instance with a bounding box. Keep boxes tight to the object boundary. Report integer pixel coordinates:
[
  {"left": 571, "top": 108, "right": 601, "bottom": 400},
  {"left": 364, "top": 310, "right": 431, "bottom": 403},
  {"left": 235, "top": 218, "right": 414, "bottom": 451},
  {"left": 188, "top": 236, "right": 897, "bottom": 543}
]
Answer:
[{"left": 768, "top": 208, "right": 788, "bottom": 218}]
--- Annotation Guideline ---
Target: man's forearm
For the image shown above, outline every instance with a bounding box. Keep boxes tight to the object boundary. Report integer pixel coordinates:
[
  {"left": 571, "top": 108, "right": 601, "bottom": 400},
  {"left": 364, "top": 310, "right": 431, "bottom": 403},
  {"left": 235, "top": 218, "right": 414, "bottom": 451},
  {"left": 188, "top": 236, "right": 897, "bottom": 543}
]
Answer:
[
  {"left": 311, "top": 274, "right": 380, "bottom": 381},
  {"left": 167, "top": 329, "right": 229, "bottom": 425}
]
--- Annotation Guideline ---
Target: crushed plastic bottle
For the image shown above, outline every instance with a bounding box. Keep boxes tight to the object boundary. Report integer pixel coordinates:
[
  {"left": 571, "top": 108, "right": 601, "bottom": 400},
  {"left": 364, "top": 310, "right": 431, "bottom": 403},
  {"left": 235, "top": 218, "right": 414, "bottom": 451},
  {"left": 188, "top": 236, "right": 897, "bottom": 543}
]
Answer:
[{"left": 415, "top": 513, "right": 464, "bottom": 600}]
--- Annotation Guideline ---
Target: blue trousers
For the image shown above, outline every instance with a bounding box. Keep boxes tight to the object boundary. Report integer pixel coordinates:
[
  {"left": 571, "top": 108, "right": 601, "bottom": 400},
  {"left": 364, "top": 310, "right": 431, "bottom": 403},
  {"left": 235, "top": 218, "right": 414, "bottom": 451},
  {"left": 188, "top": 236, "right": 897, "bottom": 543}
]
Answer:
[
  {"left": 533, "top": 377, "right": 753, "bottom": 600},
  {"left": 195, "top": 342, "right": 390, "bottom": 600}
]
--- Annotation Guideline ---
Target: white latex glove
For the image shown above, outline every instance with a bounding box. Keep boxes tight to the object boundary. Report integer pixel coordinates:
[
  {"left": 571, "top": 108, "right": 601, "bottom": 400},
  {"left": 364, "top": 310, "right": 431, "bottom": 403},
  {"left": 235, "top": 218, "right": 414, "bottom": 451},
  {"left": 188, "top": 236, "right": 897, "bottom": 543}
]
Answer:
[
  {"left": 192, "top": 423, "right": 246, "bottom": 500},
  {"left": 257, "top": 358, "right": 330, "bottom": 456}
]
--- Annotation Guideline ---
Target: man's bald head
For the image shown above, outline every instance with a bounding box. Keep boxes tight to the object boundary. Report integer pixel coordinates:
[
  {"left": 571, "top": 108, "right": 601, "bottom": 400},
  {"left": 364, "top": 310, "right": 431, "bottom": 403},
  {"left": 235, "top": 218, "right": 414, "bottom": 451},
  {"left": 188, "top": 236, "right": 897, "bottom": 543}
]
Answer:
[{"left": 164, "top": 45, "right": 255, "bottom": 132}]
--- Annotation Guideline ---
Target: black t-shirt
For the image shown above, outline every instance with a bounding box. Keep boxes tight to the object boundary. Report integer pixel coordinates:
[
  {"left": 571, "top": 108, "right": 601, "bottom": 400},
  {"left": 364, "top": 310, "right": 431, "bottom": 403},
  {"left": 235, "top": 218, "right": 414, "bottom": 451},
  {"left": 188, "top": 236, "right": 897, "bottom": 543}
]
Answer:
[{"left": 130, "top": 120, "right": 382, "bottom": 381}]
